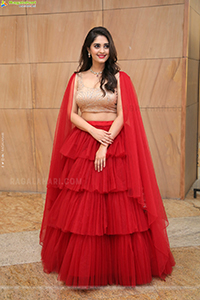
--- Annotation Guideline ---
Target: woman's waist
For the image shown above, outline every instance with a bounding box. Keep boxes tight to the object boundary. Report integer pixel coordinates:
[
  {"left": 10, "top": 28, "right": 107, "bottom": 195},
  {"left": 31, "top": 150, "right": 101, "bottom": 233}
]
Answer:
[{"left": 81, "top": 112, "right": 117, "bottom": 123}]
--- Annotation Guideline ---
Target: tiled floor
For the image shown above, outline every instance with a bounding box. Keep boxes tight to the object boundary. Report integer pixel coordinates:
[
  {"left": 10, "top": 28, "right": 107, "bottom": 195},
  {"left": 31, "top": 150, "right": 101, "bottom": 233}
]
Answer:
[{"left": 0, "top": 189, "right": 200, "bottom": 300}]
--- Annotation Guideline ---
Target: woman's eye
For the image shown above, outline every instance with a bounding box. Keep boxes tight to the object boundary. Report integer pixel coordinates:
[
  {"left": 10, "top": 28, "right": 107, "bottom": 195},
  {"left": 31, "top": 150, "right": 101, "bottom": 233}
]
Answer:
[{"left": 93, "top": 44, "right": 109, "bottom": 49}]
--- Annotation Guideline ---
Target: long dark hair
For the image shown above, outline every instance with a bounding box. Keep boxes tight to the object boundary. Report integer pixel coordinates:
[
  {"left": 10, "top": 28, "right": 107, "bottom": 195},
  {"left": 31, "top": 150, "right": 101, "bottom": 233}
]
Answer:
[{"left": 76, "top": 26, "right": 120, "bottom": 96}]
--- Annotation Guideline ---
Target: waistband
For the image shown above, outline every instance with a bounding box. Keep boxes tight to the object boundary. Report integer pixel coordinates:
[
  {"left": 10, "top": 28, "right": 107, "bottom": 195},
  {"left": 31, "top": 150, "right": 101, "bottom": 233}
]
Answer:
[{"left": 86, "top": 120, "right": 114, "bottom": 126}]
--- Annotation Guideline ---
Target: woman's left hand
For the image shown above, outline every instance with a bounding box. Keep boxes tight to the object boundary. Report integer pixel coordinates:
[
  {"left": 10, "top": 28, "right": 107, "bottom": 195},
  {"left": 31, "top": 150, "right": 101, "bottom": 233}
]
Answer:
[{"left": 94, "top": 144, "right": 108, "bottom": 172}]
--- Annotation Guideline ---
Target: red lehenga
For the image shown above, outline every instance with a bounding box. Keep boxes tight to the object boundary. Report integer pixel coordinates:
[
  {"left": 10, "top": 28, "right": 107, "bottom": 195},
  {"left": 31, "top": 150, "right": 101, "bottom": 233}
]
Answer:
[{"left": 40, "top": 71, "right": 175, "bottom": 287}]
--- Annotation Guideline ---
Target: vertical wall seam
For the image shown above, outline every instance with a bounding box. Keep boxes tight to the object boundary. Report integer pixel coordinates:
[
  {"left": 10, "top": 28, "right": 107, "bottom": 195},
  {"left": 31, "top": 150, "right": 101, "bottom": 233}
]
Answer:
[
  {"left": 102, "top": 0, "right": 104, "bottom": 26},
  {"left": 181, "top": 0, "right": 190, "bottom": 199},
  {"left": 196, "top": 58, "right": 200, "bottom": 180},
  {"left": 26, "top": 10, "right": 38, "bottom": 192}
]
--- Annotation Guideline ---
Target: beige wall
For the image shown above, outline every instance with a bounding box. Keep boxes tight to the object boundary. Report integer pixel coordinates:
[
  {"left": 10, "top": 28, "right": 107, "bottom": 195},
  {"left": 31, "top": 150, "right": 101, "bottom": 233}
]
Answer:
[
  {"left": 0, "top": 0, "right": 199, "bottom": 198},
  {"left": 185, "top": 0, "right": 200, "bottom": 194}
]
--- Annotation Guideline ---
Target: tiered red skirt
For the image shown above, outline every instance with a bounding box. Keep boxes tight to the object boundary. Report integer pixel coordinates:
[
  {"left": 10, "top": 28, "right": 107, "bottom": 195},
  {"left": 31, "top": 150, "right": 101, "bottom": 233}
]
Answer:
[{"left": 41, "top": 120, "right": 174, "bottom": 287}]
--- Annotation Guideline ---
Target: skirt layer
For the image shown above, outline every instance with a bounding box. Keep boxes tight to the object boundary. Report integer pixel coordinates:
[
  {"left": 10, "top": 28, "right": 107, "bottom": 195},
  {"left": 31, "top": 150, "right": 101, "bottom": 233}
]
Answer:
[
  {"left": 41, "top": 120, "right": 175, "bottom": 287},
  {"left": 42, "top": 228, "right": 174, "bottom": 287},
  {"left": 47, "top": 190, "right": 149, "bottom": 235}
]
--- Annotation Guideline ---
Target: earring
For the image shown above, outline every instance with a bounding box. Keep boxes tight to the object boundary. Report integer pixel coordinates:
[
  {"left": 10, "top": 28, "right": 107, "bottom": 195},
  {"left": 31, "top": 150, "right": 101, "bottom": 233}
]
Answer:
[{"left": 88, "top": 52, "right": 91, "bottom": 58}]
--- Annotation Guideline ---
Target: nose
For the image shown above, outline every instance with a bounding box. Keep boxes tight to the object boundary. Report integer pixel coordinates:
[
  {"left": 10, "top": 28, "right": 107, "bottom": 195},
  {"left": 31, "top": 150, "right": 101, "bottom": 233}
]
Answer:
[{"left": 99, "top": 46, "right": 105, "bottom": 53}]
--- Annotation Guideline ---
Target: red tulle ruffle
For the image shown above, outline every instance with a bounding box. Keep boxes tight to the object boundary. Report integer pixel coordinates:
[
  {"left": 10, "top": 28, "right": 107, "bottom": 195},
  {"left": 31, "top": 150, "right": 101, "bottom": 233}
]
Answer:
[{"left": 41, "top": 120, "right": 175, "bottom": 287}]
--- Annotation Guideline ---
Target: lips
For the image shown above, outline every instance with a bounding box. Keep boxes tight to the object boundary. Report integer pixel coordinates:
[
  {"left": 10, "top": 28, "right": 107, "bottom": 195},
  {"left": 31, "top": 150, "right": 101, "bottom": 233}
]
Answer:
[{"left": 98, "top": 55, "right": 106, "bottom": 59}]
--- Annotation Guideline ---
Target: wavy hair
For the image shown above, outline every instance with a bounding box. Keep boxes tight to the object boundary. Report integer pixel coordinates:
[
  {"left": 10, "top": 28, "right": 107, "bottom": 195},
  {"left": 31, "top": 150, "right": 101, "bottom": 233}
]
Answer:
[{"left": 76, "top": 26, "right": 120, "bottom": 96}]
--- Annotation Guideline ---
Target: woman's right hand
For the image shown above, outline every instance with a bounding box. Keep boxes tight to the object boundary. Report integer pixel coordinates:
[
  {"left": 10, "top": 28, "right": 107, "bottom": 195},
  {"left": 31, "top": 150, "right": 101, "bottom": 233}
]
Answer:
[{"left": 90, "top": 127, "right": 113, "bottom": 146}]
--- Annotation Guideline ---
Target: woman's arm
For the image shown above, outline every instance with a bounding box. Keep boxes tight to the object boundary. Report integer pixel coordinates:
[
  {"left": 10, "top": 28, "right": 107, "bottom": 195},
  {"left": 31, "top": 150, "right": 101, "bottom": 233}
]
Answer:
[
  {"left": 94, "top": 72, "right": 124, "bottom": 172},
  {"left": 70, "top": 74, "right": 94, "bottom": 134},
  {"left": 108, "top": 73, "right": 124, "bottom": 140},
  {"left": 70, "top": 74, "right": 113, "bottom": 146},
  {"left": 100, "top": 72, "right": 124, "bottom": 150}
]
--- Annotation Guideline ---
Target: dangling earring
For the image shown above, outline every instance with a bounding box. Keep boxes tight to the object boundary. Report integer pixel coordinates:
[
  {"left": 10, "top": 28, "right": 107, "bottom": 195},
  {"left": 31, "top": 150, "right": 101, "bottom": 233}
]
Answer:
[{"left": 88, "top": 52, "right": 91, "bottom": 58}]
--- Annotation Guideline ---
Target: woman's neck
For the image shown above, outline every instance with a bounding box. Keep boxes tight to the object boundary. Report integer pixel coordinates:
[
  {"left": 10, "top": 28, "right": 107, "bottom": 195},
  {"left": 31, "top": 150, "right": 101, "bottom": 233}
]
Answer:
[{"left": 90, "top": 62, "right": 105, "bottom": 73}]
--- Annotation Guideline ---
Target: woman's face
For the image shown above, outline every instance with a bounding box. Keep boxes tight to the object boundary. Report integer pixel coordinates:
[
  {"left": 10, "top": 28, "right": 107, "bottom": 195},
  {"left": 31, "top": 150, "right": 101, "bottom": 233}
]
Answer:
[{"left": 88, "top": 35, "right": 110, "bottom": 65}]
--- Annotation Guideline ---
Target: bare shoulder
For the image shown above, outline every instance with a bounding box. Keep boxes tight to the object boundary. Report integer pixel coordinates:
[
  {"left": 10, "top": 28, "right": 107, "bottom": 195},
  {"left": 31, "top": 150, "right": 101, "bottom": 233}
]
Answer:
[
  {"left": 115, "top": 72, "right": 120, "bottom": 80},
  {"left": 75, "top": 71, "right": 83, "bottom": 77},
  {"left": 76, "top": 70, "right": 88, "bottom": 77},
  {"left": 81, "top": 70, "right": 90, "bottom": 76},
  {"left": 74, "top": 73, "right": 78, "bottom": 90}
]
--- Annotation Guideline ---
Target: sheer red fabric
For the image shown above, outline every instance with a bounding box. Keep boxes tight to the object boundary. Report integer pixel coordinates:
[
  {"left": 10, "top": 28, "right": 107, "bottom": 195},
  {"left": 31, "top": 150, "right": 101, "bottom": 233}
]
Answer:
[
  {"left": 120, "top": 72, "right": 175, "bottom": 278},
  {"left": 39, "top": 71, "right": 175, "bottom": 286},
  {"left": 40, "top": 73, "right": 76, "bottom": 244}
]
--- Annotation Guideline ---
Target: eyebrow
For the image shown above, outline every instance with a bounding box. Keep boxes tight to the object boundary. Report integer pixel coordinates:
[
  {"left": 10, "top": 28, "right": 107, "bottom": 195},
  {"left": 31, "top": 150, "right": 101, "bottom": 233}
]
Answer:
[{"left": 93, "top": 42, "right": 109, "bottom": 45}]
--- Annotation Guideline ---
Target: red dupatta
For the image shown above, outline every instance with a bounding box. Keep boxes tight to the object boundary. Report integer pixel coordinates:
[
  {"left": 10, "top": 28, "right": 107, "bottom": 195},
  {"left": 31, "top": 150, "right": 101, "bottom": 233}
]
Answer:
[
  {"left": 40, "top": 73, "right": 76, "bottom": 244},
  {"left": 119, "top": 71, "right": 168, "bottom": 226}
]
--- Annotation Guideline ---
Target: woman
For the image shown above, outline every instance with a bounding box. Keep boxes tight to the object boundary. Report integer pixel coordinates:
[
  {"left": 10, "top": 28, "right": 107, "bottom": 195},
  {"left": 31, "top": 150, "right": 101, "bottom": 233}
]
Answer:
[{"left": 40, "top": 26, "right": 175, "bottom": 288}]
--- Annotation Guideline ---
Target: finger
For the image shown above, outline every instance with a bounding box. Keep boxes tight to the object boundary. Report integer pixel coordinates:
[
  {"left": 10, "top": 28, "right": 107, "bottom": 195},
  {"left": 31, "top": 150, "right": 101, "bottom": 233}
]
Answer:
[
  {"left": 104, "top": 138, "right": 113, "bottom": 144},
  {"left": 100, "top": 140, "right": 108, "bottom": 146},
  {"left": 104, "top": 131, "right": 112, "bottom": 135},
  {"left": 99, "top": 139, "right": 106, "bottom": 144},
  {"left": 102, "top": 135, "right": 112, "bottom": 142},
  {"left": 104, "top": 132, "right": 113, "bottom": 139},
  {"left": 103, "top": 157, "right": 106, "bottom": 168},
  {"left": 101, "top": 159, "right": 103, "bottom": 171},
  {"left": 99, "top": 159, "right": 103, "bottom": 172},
  {"left": 99, "top": 139, "right": 107, "bottom": 146},
  {"left": 96, "top": 159, "right": 99, "bottom": 172},
  {"left": 104, "top": 141, "right": 112, "bottom": 146},
  {"left": 104, "top": 135, "right": 113, "bottom": 142},
  {"left": 94, "top": 159, "right": 98, "bottom": 171}
]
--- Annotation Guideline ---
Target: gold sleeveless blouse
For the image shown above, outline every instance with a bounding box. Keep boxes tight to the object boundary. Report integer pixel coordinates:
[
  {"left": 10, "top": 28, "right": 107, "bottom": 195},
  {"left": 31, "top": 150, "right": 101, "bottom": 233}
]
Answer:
[{"left": 75, "top": 72, "right": 118, "bottom": 114}]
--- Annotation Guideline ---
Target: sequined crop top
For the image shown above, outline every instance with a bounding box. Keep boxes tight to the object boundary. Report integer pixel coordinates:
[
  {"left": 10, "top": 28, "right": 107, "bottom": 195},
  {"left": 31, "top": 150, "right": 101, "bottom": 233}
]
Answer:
[{"left": 75, "top": 72, "right": 118, "bottom": 113}]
